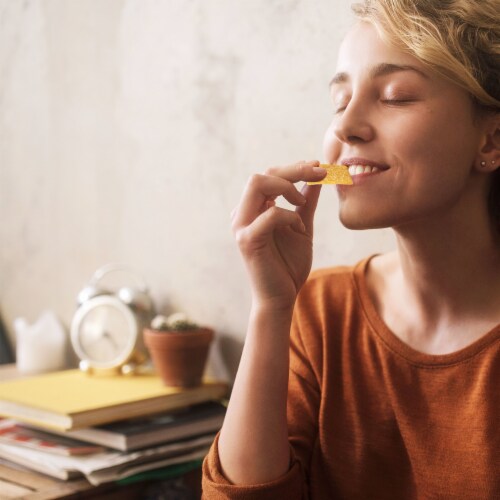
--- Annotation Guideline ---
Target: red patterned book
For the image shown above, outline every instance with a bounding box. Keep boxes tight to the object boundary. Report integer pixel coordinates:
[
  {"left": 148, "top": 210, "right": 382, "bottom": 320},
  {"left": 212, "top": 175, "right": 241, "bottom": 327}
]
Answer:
[{"left": 0, "top": 420, "right": 104, "bottom": 456}]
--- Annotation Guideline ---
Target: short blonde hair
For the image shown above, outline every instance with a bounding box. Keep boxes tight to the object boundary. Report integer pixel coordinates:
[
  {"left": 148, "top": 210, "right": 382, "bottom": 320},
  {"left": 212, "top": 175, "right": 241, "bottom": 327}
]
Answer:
[{"left": 352, "top": 0, "right": 500, "bottom": 111}]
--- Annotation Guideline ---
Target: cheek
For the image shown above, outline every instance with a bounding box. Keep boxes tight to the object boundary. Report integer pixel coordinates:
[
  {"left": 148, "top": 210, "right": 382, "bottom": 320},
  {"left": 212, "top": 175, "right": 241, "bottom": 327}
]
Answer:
[
  {"left": 393, "top": 106, "right": 477, "bottom": 167},
  {"left": 403, "top": 127, "right": 474, "bottom": 190},
  {"left": 323, "top": 123, "right": 342, "bottom": 161}
]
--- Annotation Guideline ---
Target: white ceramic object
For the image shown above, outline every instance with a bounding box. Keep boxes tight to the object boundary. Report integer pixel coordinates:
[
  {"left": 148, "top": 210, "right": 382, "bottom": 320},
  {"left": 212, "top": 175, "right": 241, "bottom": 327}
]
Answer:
[{"left": 14, "top": 310, "right": 68, "bottom": 374}]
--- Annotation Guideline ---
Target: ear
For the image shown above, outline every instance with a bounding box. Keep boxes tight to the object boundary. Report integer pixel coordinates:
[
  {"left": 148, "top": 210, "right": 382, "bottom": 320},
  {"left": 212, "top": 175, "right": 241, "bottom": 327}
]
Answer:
[{"left": 476, "top": 112, "right": 500, "bottom": 173}]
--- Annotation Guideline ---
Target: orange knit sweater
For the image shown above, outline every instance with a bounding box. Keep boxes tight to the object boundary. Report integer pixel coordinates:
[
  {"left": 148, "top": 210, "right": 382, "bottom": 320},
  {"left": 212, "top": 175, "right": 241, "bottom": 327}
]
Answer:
[{"left": 202, "top": 257, "right": 500, "bottom": 499}]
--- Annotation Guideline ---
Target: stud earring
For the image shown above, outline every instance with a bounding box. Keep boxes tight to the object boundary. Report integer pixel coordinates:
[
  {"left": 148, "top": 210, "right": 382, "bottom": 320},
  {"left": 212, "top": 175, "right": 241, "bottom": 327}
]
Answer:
[
  {"left": 491, "top": 160, "right": 496, "bottom": 165},
  {"left": 480, "top": 161, "right": 486, "bottom": 167}
]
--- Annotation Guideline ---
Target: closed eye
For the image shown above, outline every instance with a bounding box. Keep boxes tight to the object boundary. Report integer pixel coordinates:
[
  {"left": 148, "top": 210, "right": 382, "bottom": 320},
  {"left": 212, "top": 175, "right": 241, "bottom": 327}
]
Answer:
[{"left": 381, "top": 99, "right": 417, "bottom": 106}]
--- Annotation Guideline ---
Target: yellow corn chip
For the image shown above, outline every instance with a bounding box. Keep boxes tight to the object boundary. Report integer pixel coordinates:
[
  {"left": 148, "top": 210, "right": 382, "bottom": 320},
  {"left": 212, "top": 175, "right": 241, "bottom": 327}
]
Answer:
[{"left": 307, "top": 164, "right": 353, "bottom": 185}]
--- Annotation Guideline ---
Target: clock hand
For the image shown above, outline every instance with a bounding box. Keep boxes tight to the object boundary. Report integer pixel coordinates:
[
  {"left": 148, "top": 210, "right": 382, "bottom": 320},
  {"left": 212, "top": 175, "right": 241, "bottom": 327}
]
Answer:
[{"left": 102, "top": 330, "right": 119, "bottom": 350}]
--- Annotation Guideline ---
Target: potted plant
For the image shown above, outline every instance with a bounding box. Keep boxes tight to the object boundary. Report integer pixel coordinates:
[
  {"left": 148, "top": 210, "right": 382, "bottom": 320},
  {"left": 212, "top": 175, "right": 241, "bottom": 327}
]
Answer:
[{"left": 143, "top": 313, "right": 214, "bottom": 387}]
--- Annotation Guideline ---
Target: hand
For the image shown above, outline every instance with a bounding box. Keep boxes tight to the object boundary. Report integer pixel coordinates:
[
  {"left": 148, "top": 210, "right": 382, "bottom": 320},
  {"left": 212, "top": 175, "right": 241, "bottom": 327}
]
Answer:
[{"left": 231, "top": 160, "right": 326, "bottom": 310}]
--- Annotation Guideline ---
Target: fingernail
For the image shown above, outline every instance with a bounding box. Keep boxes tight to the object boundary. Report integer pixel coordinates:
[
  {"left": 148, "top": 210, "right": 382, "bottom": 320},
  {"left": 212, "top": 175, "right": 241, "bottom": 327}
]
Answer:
[{"left": 312, "top": 166, "right": 326, "bottom": 174}]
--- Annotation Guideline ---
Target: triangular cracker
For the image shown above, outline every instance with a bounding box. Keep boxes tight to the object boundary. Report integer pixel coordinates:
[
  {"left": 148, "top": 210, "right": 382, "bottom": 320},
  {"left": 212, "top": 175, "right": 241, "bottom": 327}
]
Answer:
[{"left": 307, "top": 164, "right": 353, "bottom": 185}]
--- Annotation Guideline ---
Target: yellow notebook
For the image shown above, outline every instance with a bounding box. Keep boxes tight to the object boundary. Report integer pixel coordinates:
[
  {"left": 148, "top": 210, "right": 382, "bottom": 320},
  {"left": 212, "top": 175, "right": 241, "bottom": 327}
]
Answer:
[{"left": 0, "top": 370, "right": 228, "bottom": 431}]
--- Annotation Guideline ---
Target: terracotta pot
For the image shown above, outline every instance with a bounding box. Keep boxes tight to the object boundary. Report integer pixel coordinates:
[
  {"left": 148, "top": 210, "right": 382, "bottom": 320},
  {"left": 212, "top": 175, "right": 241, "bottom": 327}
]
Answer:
[{"left": 143, "top": 327, "right": 214, "bottom": 387}]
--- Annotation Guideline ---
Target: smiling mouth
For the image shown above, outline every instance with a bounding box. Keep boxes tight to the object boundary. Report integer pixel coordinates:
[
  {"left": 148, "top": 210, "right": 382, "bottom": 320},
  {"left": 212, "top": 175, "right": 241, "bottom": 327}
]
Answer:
[
  {"left": 347, "top": 164, "right": 383, "bottom": 176},
  {"left": 341, "top": 158, "right": 389, "bottom": 178}
]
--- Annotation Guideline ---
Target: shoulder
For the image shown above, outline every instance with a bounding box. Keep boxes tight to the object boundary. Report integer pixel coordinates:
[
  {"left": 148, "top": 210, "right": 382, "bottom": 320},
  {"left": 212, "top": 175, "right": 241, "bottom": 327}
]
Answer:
[
  {"left": 289, "top": 256, "right": 374, "bottom": 382},
  {"left": 292, "top": 256, "right": 376, "bottom": 332},
  {"left": 306, "top": 264, "right": 356, "bottom": 291},
  {"left": 297, "top": 252, "right": 396, "bottom": 309},
  {"left": 297, "top": 258, "right": 367, "bottom": 307}
]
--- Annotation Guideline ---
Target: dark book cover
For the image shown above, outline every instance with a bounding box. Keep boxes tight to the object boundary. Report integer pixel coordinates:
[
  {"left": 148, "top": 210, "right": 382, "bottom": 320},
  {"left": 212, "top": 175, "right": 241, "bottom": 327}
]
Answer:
[
  {"left": 0, "top": 312, "right": 14, "bottom": 365},
  {"left": 52, "top": 400, "right": 227, "bottom": 451},
  {"left": 101, "top": 401, "right": 226, "bottom": 436}
]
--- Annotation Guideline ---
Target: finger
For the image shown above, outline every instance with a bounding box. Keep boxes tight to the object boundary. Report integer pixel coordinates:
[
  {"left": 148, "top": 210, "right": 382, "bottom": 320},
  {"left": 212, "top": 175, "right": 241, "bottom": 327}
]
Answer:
[
  {"left": 265, "top": 160, "right": 327, "bottom": 183},
  {"left": 236, "top": 207, "right": 305, "bottom": 252},
  {"left": 296, "top": 184, "right": 322, "bottom": 236},
  {"left": 234, "top": 174, "right": 307, "bottom": 228}
]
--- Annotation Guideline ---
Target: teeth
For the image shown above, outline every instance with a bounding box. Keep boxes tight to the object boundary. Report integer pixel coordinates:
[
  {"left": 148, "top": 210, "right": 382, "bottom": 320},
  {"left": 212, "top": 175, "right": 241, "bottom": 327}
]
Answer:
[{"left": 348, "top": 164, "right": 381, "bottom": 176}]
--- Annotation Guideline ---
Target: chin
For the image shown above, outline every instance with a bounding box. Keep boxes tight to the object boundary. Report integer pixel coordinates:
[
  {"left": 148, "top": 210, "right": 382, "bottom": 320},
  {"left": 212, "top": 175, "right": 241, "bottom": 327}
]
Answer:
[
  {"left": 339, "top": 217, "right": 388, "bottom": 231},
  {"left": 338, "top": 206, "right": 394, "bottom": 230}
]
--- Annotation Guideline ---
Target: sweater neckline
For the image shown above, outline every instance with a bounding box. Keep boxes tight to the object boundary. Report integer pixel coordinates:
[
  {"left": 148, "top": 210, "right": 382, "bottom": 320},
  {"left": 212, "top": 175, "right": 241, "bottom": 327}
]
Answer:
[{"left": 352, "top": 255, "right": 500, "bottom": 367}]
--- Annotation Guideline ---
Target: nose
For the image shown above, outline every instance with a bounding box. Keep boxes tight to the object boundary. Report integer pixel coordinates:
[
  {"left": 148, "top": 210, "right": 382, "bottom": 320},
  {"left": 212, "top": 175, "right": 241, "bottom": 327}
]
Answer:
[{"left": 333, "top": 98, "right": 374, "bottom": 145}]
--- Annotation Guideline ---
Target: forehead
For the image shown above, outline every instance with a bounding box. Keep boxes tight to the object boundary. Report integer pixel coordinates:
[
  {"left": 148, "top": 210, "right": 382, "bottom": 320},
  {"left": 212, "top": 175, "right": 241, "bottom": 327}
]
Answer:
[{"left": 336, "top": 21, "right": 423, "bottom": 75}]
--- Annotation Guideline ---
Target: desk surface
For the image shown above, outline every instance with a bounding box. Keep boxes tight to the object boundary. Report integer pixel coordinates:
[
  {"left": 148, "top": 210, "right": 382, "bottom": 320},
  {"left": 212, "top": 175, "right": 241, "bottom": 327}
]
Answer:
[
  {"left": 0, "top": 460, "right": 202, "bottom": 499},
  {"left": 0, "top": 461, "right": 107, "bottom": 499}
]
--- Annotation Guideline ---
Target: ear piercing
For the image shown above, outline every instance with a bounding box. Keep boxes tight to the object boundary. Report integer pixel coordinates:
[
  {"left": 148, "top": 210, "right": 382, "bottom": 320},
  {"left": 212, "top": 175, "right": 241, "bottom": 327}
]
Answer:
[{"left": 480, "top": 160, "right": 496, "bottom": 167}]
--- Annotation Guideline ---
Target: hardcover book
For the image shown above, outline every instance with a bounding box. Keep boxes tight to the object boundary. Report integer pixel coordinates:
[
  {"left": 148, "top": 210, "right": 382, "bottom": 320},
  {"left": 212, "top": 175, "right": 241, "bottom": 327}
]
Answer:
[
  {"left": 0, "top": 369, "right": 228, "bottom": 431},
  {"left": 48, "top": 401, "right": 226, "bottom": 451}
]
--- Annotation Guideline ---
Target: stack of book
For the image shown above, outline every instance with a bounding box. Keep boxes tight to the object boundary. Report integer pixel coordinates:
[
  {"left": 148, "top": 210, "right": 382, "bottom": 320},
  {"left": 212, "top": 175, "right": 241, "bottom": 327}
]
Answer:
[{"left": 0, "top": 369, "right": 228, "bottom": 485}]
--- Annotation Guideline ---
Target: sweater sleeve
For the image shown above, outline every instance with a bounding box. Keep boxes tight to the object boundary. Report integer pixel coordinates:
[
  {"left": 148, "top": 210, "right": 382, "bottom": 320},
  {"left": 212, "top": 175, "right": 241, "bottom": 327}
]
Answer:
[
  {"left": 201, "top": 433, "right": 305, "bottom": 499},
  {"left": 201, "top": 286, "right": 321, "bottom": 499}
]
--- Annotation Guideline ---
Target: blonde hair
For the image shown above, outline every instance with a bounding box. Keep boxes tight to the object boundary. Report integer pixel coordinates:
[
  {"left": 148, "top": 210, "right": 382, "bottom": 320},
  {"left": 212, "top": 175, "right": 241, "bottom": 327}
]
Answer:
[
  {"left": 352, "top": 0, "right": 500, "bottom": 111},
  {"left": 352, "top": 0, "right": 500, "bottom": 227}
]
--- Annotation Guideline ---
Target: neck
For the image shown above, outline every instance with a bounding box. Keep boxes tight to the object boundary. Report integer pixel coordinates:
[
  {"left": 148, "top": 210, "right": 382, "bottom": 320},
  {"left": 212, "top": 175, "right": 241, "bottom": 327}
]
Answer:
[{"left": 392, "top": 196, "right": 500, "bottom": 322}]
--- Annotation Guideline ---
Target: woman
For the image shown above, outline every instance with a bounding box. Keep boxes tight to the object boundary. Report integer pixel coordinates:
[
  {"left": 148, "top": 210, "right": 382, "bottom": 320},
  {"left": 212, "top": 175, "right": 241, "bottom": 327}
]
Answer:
[{"left": 203, "top": 0, "right": 500, "bottom": 498}]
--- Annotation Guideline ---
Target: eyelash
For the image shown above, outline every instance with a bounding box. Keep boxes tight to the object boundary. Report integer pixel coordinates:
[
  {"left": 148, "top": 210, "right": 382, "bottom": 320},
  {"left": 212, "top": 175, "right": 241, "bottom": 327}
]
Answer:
[
  {"left": 381, "top": 99, "right": 416, "bottom": 105},
  {"left": 333, "top": 98, "right": 415, "bottom": 114}
]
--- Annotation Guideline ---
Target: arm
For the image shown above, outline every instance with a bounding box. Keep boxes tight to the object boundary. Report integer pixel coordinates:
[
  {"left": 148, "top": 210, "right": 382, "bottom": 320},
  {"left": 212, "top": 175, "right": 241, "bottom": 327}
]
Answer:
[
  {"left": 217, "top": 161, "right": 326, "bottom": 485},
  {"left": 218, "top": 303, "right": 293, "bottom": 484}
]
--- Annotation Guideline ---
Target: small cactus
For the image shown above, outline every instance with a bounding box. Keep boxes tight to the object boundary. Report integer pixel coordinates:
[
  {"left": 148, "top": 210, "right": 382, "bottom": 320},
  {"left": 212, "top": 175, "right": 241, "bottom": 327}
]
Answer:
[{"left": 150, "top": 312, "right": 199, "bottom": 332}]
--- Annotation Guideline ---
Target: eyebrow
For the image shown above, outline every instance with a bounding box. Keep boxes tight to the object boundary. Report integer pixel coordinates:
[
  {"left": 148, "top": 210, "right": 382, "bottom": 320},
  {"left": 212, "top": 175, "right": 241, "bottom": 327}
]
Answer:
[{"left": 329, "top": 63, "right": 428, "bottom": 88}]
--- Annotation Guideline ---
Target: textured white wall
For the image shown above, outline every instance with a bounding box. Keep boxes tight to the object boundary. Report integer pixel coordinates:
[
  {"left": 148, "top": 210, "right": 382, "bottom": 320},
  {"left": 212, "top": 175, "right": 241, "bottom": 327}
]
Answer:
[{"left": 0, "top": 0, "right": 395, "bottom": 380}]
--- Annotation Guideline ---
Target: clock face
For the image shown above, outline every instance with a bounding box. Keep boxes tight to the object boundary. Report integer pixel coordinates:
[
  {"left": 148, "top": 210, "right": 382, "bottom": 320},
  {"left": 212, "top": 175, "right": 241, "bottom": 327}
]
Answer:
[{"left": 71, "top": 296, "right": 138, "bottom": 368}]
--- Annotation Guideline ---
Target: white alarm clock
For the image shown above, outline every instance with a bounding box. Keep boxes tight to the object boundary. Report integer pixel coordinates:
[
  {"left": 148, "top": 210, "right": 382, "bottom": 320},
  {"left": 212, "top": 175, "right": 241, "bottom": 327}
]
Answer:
[{"left": 71, "top": 264, "right": 155, "bottom": 374}]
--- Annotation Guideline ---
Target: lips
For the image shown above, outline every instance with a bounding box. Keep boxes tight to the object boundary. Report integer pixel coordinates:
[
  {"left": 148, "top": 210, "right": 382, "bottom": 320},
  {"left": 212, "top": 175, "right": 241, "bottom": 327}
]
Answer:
[{"left": 341, "top": 157, "right": 389, "bottom": 177}]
